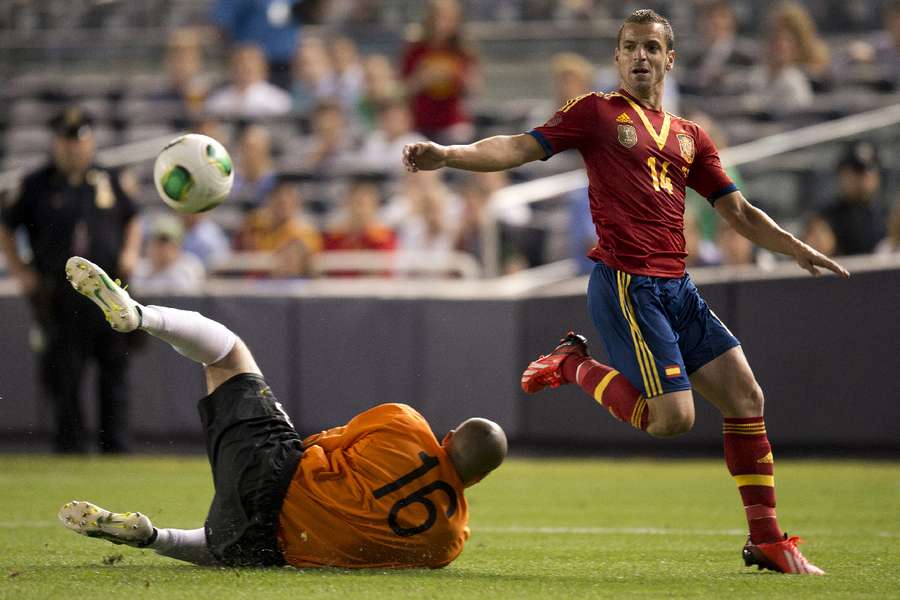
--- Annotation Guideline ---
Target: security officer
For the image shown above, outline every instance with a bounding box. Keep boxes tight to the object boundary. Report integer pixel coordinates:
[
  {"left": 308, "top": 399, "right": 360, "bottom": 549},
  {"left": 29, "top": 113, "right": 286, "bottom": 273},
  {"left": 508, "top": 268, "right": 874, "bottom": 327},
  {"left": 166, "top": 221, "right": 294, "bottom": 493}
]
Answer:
[{"left": 0, "top": 106, "right": 142, "bottom": 453}]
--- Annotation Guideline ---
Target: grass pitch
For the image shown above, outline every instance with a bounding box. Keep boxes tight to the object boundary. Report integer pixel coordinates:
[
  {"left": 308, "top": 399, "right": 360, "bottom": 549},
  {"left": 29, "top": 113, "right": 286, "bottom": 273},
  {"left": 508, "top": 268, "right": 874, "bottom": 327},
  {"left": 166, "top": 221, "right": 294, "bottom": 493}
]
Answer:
[{"left": 0, "top": 455, "right": 897, "bottom": 599}]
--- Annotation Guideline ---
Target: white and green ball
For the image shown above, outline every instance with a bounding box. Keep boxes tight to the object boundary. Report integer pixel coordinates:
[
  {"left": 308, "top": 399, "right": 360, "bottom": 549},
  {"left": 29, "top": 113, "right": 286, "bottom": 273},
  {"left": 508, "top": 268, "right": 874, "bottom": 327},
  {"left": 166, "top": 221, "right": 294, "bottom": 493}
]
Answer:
[{"left": 153, "top": 133, "right": 234, "bottom": 213}]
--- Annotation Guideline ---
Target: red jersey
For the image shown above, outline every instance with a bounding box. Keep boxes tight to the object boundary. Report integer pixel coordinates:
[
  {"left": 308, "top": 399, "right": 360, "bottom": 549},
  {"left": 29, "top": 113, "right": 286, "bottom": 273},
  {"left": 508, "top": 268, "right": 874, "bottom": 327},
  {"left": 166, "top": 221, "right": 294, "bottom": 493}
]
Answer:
[
  {"left": 278, "top": 404, "right": 469, "bottom": 569},
  {"left": 530, "top": 89, "right": 736, "bottom": 277},
  {"left": 401, "top": 42, "right": 474, "bottom": 133}
]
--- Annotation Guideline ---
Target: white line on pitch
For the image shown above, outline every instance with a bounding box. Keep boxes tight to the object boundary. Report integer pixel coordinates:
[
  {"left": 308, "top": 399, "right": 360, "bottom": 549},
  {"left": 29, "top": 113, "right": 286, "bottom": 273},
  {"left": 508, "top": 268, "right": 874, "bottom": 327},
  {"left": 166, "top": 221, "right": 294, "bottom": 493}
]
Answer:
[
  {"left": 475, "top": 525, "right": 900, "bottom": 538},
  {"left": 475, "top": 525, "right": 744, "bottom": 536},
  {"left": 3, "top": 522, "right": 898, "bottom": 538}
]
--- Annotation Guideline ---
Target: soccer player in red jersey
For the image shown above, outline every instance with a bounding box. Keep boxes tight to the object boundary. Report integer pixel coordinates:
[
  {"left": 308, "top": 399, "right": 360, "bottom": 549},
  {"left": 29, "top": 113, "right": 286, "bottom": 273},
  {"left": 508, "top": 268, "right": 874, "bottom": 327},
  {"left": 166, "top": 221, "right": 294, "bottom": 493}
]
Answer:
[{"left": 403, "top": 9, "right": 848, "bottom": 575}]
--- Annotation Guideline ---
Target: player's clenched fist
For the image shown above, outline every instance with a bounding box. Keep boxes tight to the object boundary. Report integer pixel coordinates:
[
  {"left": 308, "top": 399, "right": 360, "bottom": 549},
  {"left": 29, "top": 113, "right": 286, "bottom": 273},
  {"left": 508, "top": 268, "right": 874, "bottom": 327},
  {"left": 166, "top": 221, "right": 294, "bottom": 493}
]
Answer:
[{"left": 403, "top": 141, "right": 448, "bottom": 172}]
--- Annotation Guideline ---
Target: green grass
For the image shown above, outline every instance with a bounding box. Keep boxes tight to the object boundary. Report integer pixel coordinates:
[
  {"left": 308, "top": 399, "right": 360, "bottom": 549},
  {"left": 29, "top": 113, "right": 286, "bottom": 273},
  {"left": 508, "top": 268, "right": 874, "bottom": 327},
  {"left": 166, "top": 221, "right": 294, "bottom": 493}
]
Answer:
[{"left": 0, "top": 456, "right": 897, "bottom": 599}]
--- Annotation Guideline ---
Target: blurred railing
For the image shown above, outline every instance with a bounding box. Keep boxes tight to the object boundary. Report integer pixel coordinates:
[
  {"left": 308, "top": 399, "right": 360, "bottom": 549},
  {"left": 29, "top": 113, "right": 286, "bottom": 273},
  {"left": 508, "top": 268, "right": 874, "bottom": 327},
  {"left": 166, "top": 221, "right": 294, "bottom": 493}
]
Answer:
[{"left": 210, "top": 250, "right": 482, "bottom": 280}]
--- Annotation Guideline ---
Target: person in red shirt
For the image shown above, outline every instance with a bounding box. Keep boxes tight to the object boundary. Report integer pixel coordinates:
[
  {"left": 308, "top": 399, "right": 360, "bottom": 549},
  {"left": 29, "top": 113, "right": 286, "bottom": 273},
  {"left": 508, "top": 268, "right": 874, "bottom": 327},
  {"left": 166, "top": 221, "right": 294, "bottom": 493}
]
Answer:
[
  {"left": 403, "top": 9, "right": 847, "bottom": 576},
  {"left": 324, "top": 178, "right": 396, "bottom": 252},
  {"left": 57, "top": 256, "right": 506, "bottom": 568},
  {"left": 400, "top": 0, "right": 479, "bottom": 144}
]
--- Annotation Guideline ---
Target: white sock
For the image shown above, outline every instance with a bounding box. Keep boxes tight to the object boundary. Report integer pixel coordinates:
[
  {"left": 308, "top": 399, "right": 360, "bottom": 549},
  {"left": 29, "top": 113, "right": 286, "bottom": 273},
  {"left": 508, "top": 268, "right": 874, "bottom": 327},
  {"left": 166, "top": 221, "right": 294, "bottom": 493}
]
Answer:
[
  {"left": 149, "top": 527, "right": 219, "bottom": 566},
  {"left": 139, "top": 305, "right": 236, "bottom": 366}
]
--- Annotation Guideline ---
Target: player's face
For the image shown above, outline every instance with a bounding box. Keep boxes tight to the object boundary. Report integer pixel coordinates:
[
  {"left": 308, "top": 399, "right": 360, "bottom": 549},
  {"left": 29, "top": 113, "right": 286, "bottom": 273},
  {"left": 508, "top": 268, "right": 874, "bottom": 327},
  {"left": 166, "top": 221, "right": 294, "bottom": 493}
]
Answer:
[{"left": 615, "top": 23, "right": 674, "bottom": 95}]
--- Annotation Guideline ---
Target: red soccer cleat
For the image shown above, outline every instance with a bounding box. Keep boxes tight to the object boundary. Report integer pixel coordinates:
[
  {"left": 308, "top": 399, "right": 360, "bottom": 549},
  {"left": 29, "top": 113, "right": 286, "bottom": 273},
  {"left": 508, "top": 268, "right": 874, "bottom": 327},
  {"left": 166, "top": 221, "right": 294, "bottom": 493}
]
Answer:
[
  {"left": 520, "top": 332, "right": 589, "bottom": 394},
  {"left": 743, "top": 535, "right": 825, "bottom": 575}
]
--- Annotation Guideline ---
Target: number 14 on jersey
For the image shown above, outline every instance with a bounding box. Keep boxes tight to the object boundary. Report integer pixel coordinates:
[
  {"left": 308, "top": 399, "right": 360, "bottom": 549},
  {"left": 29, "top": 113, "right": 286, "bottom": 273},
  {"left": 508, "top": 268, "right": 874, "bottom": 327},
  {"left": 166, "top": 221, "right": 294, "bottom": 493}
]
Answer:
[{"left": 647, "top": 157, "right": 674, "bottom": 195}]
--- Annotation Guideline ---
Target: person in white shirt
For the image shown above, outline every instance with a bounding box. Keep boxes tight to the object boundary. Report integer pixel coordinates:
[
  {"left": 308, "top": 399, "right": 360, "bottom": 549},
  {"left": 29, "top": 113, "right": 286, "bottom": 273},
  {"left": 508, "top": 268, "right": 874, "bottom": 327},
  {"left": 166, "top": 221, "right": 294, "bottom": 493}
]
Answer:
[
  {"left": 206, "top": 44, "right": 293, "bottom": 118},
  {"left": 353, "top": 97, "right": 426, "bottom": 179},
  {"left": 133, "top": 215, "right": 206, "bottom": 294}
]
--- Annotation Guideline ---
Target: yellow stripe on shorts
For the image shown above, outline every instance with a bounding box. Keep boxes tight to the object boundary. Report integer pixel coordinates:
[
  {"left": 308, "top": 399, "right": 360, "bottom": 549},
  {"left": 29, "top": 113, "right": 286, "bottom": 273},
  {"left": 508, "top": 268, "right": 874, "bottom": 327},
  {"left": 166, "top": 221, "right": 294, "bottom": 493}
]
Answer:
[{"left": 617, "top": 272, "right": 663, "bottom": 397}]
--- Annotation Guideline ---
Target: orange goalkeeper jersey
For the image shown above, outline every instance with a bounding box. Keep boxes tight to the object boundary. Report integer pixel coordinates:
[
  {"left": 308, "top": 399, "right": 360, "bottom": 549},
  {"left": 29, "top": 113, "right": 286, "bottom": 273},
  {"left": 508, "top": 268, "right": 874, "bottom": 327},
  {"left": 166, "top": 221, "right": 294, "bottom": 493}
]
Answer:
[{"left": 277, "top": 403, "right": 469, "bottom": 568}]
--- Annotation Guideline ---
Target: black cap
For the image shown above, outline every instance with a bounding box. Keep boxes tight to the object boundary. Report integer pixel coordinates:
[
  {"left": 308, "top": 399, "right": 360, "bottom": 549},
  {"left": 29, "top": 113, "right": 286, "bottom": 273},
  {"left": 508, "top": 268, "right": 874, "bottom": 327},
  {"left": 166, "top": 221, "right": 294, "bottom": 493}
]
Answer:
[
  {"left": 838, "top": 140, "right": 880, "bottom": 172},
  {"left": 49, "top": 105, "right": 94, "bottom": 139}
]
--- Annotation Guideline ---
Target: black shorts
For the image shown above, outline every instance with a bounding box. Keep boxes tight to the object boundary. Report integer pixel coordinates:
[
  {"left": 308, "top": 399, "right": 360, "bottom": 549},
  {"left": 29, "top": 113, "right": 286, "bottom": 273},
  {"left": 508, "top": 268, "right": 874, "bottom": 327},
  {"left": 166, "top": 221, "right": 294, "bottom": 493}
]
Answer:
[{"left": 199, "top": 373, "right": 304, "bottom": 567}]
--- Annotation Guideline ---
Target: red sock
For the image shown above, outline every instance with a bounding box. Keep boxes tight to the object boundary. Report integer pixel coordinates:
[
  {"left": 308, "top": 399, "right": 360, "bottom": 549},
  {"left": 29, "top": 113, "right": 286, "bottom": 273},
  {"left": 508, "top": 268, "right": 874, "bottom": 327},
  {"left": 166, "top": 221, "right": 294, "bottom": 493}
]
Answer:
[
  {"left": 562, "top": 356, "right": 648, "bottom": 431},
  {"left": 723, "top": 417, "right": 783, "bottom": 544}
]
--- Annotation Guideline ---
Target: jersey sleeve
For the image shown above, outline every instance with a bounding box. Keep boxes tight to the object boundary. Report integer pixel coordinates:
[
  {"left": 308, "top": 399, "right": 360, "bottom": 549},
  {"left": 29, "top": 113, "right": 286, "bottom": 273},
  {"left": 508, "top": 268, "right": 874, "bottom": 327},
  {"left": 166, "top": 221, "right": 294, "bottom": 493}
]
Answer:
[
  {"left": 686, "top": 125, "right": 738, "bottom": 205},
  {"left": 528, "top": 93, "right": 599, "bottom": 159}
]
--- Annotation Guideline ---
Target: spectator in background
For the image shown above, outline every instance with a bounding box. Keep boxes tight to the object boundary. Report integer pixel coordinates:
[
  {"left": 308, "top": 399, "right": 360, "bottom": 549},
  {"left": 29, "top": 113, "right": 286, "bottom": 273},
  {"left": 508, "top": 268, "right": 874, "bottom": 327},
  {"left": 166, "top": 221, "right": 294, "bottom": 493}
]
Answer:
[
  {"left": 716, "top": 220, "right": 765, "bottom": 267},
  {"left": 566, "top": 188, "right": 597, "bottom": 275},
  {"left": 454, "top": 171, "right": 532, "bottom": 274},
  {"left": 193, "top": 116, "right": 233, "bottom": 149},
  {"left": 133, "top": 214, "right": 206, "bottom": 294},
  {"left": 155, "top": 28, "right": 210, "bottom": 120},
  {"left": 330, "top": 36, "right": 365, "bottom": 112},
  {"left": 875, "top": 1, "right": 900, "bottom": 89},
  {"left": 181, "top": 212, "right": 232, "bottom": 270},
  {"left": 0, "top": 106, "right": 142, "bottom": 453},
  {"left": 206, "top": 45, "right": 293, "bottom": 119},
  {"left": 684, "top": 0, "right": 755, "bottom": 94},
  {"left": 744, "top": 8, "right": 816, "bottom": 114},
  {"left": 356, "top": 54, "right": 405, "bottom": 133},
  {"left": 294, "top": 101, "right": 356, "bottom": 176},
  {"left": 801, "top": 213, "right": 837, "bottom": 257},
  {"left": 291, "top": 37, "right": 337, "bottom": 114},
  {"left": 401, "top": 0, "right": 480, "bottom": 144},
  {"left": 813, "top": 141, "right": 887, "bottom": 256},
  {"left": 212, "top": 0, "right": 301, "bottom": 90},
  {"left": 324, "top": 178, "right": 396, "bottom": 253},
  {"left": 390, "top": 171, "right": 461, "bottom": 250},
  {"left": 769, "top": 2, "right": 831, "bottom": 88},
  {"left": 684, "top": 111, "right": 744, "bottom": 245},
  {"left": 529, "top": 52, "right": 596, "bottom": 175},
  {"left": 230, "top": 124, "right": 278, "bottom": 210},
  {"left": 844, "top": 0, "right": 900, "bottom": 90},
  {"left": 549, "top": 52, "right": 595, "bottom": 109},
  {"left": 683, "top": 207, "right": 720, "bottom": 267},
  {"left": 353, "top": 97, "right": 426, "bottom": 179},
  {"left": 237, "top": 179, "right": 322, "bottom": 278},
  {"left": 875, "top": 197, "right": 900, "bottom": 256}
]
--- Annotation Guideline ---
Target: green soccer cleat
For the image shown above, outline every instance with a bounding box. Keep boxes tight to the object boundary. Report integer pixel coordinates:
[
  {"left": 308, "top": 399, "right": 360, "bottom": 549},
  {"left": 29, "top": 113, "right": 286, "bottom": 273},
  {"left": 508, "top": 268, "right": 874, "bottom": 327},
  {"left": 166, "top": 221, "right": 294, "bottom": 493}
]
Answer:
[
  {"left": 65, "top": 256, "right": 142, "bottom": 332},
  {"left": 58, "top": 500, "right": 156, "bottom": 548}
]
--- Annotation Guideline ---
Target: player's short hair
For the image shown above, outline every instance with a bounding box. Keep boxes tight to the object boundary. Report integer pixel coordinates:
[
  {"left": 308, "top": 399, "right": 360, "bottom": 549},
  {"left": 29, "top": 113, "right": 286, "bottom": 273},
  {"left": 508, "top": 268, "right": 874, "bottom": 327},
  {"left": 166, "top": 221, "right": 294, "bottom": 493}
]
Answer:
[{"left": 617, "top": 9, "right": 675, "bottom": 51}]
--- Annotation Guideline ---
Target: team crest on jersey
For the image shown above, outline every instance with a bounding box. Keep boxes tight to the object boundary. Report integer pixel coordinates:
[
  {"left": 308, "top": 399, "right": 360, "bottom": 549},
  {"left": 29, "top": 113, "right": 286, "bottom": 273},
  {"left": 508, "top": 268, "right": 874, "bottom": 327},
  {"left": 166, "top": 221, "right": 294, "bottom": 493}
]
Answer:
[
  {"left": 617, "top": 123, "right": 638, "bottom": 148},
  {"left": 676, "top": 133, "right": 695, "bottom": 164}
]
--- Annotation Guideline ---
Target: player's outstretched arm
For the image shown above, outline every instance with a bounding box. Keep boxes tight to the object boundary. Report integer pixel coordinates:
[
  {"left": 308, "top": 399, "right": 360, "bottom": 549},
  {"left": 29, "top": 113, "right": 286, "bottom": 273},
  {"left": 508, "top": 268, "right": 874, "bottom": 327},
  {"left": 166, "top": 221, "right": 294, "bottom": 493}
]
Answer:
[
  {"left": 714, "top": 191, "right": 849, "bottom": 278},
  {"left": 403, "top": 134, "right": 545, "bottom": 173}
]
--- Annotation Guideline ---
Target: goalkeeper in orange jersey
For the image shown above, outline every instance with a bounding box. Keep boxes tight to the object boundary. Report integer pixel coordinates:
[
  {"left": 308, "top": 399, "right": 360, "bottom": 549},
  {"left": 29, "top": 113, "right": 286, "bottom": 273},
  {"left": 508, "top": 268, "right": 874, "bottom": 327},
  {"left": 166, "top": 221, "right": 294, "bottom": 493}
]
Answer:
[{"left": 58, "top": 256, "right": 506, "bottom": 569}]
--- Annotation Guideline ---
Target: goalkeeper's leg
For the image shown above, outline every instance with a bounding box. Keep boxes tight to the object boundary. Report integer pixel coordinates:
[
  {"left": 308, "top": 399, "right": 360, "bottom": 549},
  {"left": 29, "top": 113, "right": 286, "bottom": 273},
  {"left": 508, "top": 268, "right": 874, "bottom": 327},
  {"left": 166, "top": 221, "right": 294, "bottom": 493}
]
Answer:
[{"left": 65, "top": 256, "right": 260, "bottom": 394}]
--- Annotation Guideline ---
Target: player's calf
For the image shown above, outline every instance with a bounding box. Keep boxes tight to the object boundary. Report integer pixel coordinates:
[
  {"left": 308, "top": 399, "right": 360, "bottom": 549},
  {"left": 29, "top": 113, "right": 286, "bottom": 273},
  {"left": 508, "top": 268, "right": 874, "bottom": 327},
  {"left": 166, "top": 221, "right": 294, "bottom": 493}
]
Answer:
[{"left": 522, "top": 332, "right": 655, "bottom": 432}]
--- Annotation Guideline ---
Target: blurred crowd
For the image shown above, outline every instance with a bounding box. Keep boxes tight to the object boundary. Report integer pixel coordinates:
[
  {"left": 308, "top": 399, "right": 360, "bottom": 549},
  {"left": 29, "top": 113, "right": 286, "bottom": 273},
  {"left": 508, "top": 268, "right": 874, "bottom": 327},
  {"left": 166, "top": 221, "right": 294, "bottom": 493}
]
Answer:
[{"left": 2, "top": 0, "right": 899, "bottom": 289}]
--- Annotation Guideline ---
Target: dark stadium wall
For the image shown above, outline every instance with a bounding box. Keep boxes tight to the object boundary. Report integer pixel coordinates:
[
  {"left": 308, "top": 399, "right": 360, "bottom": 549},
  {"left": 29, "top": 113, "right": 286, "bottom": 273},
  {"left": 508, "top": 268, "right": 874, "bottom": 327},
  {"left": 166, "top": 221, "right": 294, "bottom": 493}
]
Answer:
[{"left": 1, "top": 268, "right": 898, "bottom": 451}]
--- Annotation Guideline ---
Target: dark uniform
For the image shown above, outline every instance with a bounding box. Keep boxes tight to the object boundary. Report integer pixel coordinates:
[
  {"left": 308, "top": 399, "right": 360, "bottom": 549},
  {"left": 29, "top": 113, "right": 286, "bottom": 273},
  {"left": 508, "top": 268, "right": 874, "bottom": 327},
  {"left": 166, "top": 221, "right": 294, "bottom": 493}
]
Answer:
[{"left": 0, "top": 108, "right": 140, "bottom": 452}]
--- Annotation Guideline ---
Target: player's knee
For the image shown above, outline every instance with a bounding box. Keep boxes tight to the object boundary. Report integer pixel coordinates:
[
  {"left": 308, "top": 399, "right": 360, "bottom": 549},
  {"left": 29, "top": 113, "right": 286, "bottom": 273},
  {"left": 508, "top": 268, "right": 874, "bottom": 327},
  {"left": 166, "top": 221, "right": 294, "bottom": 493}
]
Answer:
[
  {"left": 649, "top": 405, "right": 694, "bottom": 438},
  {"left": 730, "top": 381, "right": 765, "bottom": 417},
  {"left": 746, "top": 383, "right": 765, "bottom": 414},
  {"left": 203, "top": 338, "right": 262, "bottom": 394}
]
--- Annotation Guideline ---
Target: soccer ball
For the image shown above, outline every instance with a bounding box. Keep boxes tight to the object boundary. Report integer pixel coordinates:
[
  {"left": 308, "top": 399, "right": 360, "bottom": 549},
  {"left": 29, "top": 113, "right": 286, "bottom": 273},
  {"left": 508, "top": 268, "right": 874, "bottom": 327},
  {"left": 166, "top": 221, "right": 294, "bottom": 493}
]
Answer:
[{"left": 153, "top": 133, "right": 234, "bottom": 213}]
